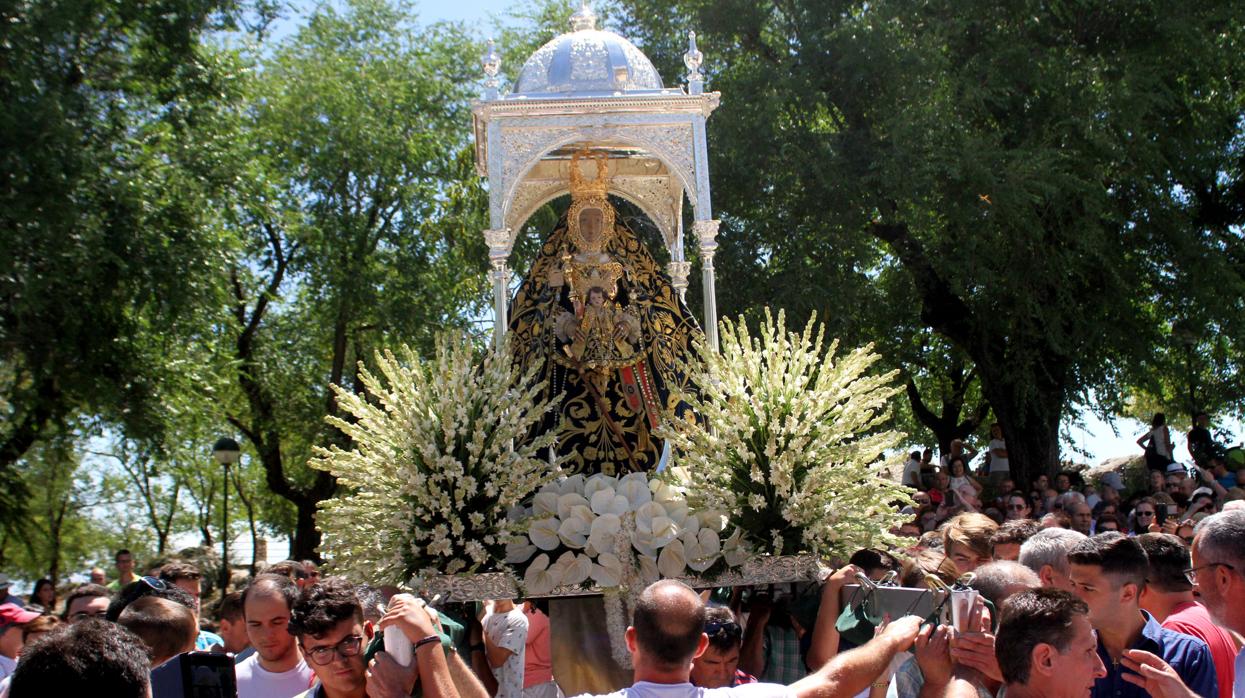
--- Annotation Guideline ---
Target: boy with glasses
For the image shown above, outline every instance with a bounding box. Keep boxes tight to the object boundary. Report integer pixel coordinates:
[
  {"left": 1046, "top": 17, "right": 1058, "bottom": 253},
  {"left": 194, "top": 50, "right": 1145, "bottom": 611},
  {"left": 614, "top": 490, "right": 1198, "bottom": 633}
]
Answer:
[
  {"left": 61, "top": 583, "right": 111, "bottom": 623},
  {"left": 289, "top": 577, "right": 446, "bottom": 698},
  {"left": 690, "top": 607, "right": 753, "bottom": 688}
]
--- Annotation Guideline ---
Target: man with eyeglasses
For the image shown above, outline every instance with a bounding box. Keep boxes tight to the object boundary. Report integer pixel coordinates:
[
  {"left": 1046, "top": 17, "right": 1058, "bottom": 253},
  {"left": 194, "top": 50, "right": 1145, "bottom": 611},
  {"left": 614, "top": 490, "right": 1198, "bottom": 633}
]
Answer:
[
  {"left": 690, "top": 607, "right": 753, "bottom": 689},
  {"left": 236, "top": 573, "right": 315, "bottom": 698},
  {"left": 1067, "top": 533, "right": 1217, "bottom": 698},
  {"left": 289, "top": 577, "right": 448, "bottom": 698},
  {"left": 106, "top": 549, "right": 137, "bottom": 592},
  {"left": 61, "top": 583, "right": 111, "bottom": 623},
  {"left": 1190, "top": 510, "right": 1245, "bottom": 697},
  {"left": 1136, "top": 533, "right": 1237, "bottom": 698}
]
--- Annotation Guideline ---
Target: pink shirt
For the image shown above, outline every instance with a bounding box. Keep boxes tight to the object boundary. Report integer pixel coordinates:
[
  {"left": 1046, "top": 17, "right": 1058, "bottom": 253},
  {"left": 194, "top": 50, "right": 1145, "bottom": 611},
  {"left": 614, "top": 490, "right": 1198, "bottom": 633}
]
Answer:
[
  {"left": 523, "top": 606, "right": 553, "bottom": 687},
  {"left": 1163, "top": 601, "right": 1237, "bottom": 698}
]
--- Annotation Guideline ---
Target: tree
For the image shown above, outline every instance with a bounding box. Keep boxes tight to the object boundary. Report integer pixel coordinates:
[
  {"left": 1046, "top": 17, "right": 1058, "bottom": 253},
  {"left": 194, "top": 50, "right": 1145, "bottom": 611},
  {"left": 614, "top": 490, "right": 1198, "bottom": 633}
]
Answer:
[
  {"left": 619, "top": 0, "right": 1245, "bottom": 485},
  {"left": 0, "top": 0, "right": 242, "bottom": 522},
  {"left": 219, "top": 0, "right": 491, "bottom": 559}
]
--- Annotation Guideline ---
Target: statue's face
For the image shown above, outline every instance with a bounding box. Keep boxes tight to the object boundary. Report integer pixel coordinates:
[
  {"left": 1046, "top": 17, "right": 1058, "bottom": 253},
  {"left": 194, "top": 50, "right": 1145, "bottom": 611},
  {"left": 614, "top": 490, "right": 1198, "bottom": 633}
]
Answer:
[
  {"left": 578, "top": 207, "right": 603, "bottom": 244},
  {"left": 587, "top": 287, "right": 605, "bottom": 306}
]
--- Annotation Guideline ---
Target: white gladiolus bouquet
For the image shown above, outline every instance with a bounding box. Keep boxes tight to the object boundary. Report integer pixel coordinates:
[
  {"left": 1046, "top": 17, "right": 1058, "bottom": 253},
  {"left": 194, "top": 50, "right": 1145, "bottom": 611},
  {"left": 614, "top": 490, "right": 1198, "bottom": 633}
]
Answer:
[
  {"left": 506, "top": 472, "right": 750, "bottom": 594},
  {"left": 311, "top": 335, "right": 559, "bottom": 584},
  {"left": 659, "top": 309, "right": 913, "bottom": 558}
]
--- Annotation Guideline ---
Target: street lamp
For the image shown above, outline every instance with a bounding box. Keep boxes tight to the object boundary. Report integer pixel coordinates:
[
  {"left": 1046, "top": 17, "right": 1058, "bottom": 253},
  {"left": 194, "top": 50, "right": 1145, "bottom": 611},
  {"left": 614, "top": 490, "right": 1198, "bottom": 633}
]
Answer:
[{"left": 213, "top": 437, "right": 241, "bottom": 599}]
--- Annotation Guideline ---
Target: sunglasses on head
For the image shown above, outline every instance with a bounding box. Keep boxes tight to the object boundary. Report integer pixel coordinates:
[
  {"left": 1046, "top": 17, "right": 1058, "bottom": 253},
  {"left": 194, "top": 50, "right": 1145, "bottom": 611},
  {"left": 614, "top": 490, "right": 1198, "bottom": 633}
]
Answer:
[{"left": 704, "top": 620, "right": 742, "bottom": 641}]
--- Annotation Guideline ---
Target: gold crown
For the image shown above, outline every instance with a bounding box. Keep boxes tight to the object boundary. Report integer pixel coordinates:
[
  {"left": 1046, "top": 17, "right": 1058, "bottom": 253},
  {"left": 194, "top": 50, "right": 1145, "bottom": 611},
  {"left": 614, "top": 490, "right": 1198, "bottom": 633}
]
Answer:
[{"left": 570, "top": 149, "right": 610, "bottom": 200}]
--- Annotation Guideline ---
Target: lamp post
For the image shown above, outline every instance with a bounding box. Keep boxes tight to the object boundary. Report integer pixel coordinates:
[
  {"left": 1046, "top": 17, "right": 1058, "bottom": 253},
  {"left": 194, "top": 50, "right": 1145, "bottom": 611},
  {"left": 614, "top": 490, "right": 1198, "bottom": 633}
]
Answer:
[{"left": 212, "top": 437, "right": 241, "bottom": 599}]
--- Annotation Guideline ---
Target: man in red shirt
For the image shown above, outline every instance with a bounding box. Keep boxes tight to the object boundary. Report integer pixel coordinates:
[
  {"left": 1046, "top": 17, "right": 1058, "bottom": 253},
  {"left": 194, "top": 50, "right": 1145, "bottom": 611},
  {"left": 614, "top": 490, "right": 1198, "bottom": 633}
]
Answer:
[{"left": 1137, "top": 533, "right": 1237, "bottom": 698}]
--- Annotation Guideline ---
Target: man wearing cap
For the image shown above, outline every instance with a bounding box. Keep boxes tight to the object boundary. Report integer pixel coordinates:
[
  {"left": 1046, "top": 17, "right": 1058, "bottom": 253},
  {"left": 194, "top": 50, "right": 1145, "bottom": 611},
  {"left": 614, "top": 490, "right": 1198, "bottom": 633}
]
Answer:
[
  {"left": 0, "top": 603, "right": 41, "bottom": 680},
  {"left": 0, "top": 577, "right": 23, "bottom": 609}
]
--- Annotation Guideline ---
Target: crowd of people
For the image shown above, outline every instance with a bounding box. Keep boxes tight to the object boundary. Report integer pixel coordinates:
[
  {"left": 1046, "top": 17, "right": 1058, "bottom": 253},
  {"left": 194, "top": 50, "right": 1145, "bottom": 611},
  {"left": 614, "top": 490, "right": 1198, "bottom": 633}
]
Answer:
[{"left": 0, "top": 419, "right": 1243, "bottom": 698}]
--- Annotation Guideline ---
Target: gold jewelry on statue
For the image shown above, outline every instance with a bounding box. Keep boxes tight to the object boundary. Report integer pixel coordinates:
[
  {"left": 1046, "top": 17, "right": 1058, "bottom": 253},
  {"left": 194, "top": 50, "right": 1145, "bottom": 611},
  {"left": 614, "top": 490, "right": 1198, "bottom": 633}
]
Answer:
[{"left": 567, "top": 148, "right": 616, "bottom": 253}]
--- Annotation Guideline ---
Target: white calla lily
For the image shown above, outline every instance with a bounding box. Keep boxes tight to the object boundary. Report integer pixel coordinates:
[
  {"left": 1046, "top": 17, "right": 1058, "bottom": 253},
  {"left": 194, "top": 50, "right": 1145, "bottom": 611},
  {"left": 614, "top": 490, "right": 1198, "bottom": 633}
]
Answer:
[
  {"left": 697, "top": 510, "right": 729, "bottom": 532},
  {"left": 523, "top": 554, "right": 556, "bottom": 596},
  {"left": 532, "top": 492, "right": 560, "bottom": 517},
  {"left": 505, "top": 538, "right": 537, "bottom": 564},
  {"left": 658, "top": 539, "right": 687, "bottom": 578},
  {"left": 583, "top": 474, "right": 616, "bottom": 502},
  {"left": 549, "top": 551, "right": 592, "bottom": 586},
  {"left": 588, "top": 513, "right": 621, "bottom": 553},
  {"left": 637, "top": 554, "right": 660, "bottom": 584},
  {"left": 556, "top": 474, "right": 585, "bottom": 495},
  {"left": 591, "top": 552, "right": 623, "bottom": 587},
  {"left": 723, "top": 527, "right": 750, "bottom": 567},
  {"left": 635, "top": 501, "right": 667, "bottom": 531},
  {"left": 529, "top": 518, "right": 562, "bottom": 550},
  {"left": 632, "top": 528, "right": 659, "bottom": 558},
  {"left": 557, "top": 506, "right": 593, "bottom": 548},
  {"left": 618, "top": 474, "right": 653, "bottom": 508},
  {"left": 557, "top": 493, "right": 590, "bottom": 520},
  {"left": 685, "top": 529, "right": 722, "bottom": 572},
  {"left": 648, "top": 516, "right": 679, "bottom": 547}
]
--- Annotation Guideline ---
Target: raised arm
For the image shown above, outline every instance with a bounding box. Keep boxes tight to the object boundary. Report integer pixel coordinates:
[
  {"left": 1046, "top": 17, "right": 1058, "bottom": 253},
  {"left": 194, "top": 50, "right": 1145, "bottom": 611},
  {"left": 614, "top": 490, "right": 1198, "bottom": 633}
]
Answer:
[{"left": 790, "top": 616, "right": 922, "bottom": 698}]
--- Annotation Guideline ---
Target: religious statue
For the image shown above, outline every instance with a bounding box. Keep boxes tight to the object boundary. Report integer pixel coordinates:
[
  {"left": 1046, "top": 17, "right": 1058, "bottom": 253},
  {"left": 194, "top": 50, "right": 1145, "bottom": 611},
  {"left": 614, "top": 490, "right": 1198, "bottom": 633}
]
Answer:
[{"left": 507, "top": 149, "right": 701, "bottom": 475}]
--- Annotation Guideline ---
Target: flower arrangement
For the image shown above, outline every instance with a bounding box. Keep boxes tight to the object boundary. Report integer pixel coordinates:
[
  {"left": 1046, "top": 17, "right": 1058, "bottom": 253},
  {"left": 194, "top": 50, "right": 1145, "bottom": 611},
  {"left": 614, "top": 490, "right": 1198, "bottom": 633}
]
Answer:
[
  {"left": 505, "top": 472, "right": 750, "bottom": 595},
  {"left": 311, "top": 335, "right": 559, "bottom": 584},
  {"left": 659, "top": 309, "right": 913, "bottom": 559}
]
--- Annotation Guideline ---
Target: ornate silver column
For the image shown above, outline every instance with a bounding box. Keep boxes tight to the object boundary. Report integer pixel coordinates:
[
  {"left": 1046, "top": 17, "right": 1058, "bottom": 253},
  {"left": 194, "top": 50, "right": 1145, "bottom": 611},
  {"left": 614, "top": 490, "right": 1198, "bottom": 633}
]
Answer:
[
  {"left": 484, "top": 228, "right": 512, "bottom": 348},
  {"left": 693, "top": 219, "right": 720, "bottom": 350}
]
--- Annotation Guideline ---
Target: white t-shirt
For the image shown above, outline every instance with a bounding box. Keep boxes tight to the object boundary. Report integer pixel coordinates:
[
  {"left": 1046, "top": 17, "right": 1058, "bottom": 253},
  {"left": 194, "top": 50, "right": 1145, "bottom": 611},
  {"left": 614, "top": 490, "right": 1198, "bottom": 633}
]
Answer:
[
  {"left": 485, "top": 607, "right": 529, "bottom": 698},
  {"left": 1233, "top": 647, "right": 1244, "bottom": 698},
  {"left": 987, "top": 439, "right": 1009, "bottom": 473},
  {"left": 234, "top": 653, "right": 316, "bottom": 698},
  {"left": 901, "top": 458, "right": 922, "bottom": 488},
  {"left": 578, "top": 680, "right": 795, "bottom": 698},
  {"left": 1148, "top": 426, "right": 1172, "bottom": 458}
]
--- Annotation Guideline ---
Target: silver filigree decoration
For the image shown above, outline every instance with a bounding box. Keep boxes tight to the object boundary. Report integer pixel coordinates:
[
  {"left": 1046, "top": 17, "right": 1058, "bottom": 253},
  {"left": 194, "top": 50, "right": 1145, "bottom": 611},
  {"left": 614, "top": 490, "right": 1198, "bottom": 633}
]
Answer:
[
  {"left": 684, "top": 31, "right": 704, "bottom": 93},
  {"left": 482, "top": 39, "right": 501, "bottom": 100}
]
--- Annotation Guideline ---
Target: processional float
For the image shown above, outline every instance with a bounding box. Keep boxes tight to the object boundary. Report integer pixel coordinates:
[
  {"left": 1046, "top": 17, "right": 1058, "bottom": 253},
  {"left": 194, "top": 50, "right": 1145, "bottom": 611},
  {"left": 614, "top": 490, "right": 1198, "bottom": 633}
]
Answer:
[{"left": 424, "top": 5, "right": 827, "bottom": 692}]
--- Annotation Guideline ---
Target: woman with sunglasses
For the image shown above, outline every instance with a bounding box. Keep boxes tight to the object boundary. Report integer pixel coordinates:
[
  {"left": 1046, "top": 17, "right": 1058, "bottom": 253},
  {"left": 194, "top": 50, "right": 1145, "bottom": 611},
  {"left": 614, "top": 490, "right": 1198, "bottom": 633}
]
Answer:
[
  {"left": 1003, "top": 491, "right": 1034, "bottom": 521},
  {"left": 1131, "top": 499, "right": 1159, "bottom": 535}
]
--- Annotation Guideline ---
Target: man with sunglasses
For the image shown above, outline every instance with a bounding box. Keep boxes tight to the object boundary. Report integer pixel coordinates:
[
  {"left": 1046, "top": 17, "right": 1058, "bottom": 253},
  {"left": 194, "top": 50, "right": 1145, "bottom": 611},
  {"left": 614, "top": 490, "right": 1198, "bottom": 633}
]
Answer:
[{"left": 690, "top": 608, "right": 753, "bottom": 689}]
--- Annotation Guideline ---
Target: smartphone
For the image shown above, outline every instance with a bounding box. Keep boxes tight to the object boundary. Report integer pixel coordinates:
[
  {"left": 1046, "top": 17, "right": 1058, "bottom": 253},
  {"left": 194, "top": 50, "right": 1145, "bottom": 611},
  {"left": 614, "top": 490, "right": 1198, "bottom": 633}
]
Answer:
[
  {"left": 1167, "top": 504, "right": 1178, "bottom": 517},
  {"left": 150, "top": 651, "right": 237, "bottom": 698}
]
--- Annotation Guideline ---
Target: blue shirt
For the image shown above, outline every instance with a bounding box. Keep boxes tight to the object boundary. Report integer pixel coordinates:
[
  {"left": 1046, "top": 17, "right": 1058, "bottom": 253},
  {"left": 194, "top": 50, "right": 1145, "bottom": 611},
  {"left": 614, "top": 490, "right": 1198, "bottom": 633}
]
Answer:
[
  {"left": 1093, "top": 611, "right": 1218, "bottom": 698},
  {"left": 196, "top": 629, "right": 224, "bottom": 651}
]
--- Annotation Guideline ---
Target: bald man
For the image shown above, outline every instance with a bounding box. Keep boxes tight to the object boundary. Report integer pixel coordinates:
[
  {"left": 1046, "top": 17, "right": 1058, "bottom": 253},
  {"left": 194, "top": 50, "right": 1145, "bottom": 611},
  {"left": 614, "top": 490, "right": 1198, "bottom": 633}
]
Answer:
[{"left": 578, "top": 580, "right": 922, "bottom": 698}]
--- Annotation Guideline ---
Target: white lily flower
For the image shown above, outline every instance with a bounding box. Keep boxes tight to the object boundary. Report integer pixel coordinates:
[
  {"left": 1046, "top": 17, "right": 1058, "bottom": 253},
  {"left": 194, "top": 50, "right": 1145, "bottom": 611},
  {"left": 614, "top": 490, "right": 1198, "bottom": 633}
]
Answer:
[
  {"left": 505, "top": 538, "right": 537, "bottom": 564},
  {"left": 588, "top": 513, "right": 621, "bottom": 553},
  {"left": 684, "top": 529, "right": 722, "bottom": 572},
  {"left": 635, "top": 501, "right": 667, "bottom": 531},
  {"left": 658, "top": 539, "right": 687, "bottom": 578},
  {"left": 532, "top": 492, "right": 560, "bottom": 517},
  {"left": 524, "top": 554, "right": 556, "bottom": 596},
  {"left": 618, "top": 474, "right": 653, "bottom": 508},
  {"left": 529, "top": 517, "right": 562, "bottom": 551},
  {"left": 637, "top": 554, "right": 660, "bottom": 584},
  {"left": 591, "top": 552, "right": 623, "bottom": 587},
  {"left": 558, "top": 505, "right": 595, "bottom": 549},
  {"left": 583, "top": 474, "right": 617, "bottom": 502},
  {"left": 549, "top": 551, "right": 591, "bottom": 586},
  {"left": 557, "top": 492, "right": 590, "bottom": 520}
]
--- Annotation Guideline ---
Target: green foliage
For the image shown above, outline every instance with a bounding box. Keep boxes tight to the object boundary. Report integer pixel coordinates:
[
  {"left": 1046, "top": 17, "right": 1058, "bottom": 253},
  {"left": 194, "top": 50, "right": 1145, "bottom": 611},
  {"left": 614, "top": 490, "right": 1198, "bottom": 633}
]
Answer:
[
  {"left": 619, "top": 0, "right": 1245, "bottom": 481},
  {"left": 0, "top": 0, "right": 243, "bottom": 520}
]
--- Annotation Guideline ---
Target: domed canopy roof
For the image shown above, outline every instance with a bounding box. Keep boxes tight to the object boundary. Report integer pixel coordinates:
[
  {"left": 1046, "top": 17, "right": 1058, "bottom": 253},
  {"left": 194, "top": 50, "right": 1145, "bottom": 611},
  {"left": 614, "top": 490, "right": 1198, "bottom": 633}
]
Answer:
[{"left": 513, "top": 4, "right": 664, "bottom": 96}]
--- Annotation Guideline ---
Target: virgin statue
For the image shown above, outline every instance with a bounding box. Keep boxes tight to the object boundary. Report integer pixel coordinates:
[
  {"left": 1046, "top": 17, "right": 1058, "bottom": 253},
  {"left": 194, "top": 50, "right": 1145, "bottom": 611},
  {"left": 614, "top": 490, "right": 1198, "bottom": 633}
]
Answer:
[{"left": 508, "top": 150, "right": 700, "bottom": 475}]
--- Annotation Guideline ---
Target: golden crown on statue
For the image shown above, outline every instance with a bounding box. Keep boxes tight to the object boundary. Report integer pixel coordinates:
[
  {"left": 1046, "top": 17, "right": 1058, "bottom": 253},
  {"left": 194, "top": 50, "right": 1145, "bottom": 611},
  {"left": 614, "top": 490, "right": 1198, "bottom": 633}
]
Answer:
[{"left": 567, "top": 148, "right": 616, "bottom": 253}]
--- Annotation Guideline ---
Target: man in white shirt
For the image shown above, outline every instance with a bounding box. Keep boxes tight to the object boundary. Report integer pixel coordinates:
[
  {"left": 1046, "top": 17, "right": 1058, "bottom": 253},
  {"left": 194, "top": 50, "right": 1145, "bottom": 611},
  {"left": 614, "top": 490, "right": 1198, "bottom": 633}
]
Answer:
[
  {"left": 484, "top": 599, "right": 528, "bottom": 698},
  {"left": 235, "top": 573, "right": 316, "bottom": 698},
  {"left": 575, "top": 580, "right": 922, "bottom": 698},
  {"left": 901, "top": 451, "right": 922, "bottom": 489}
]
